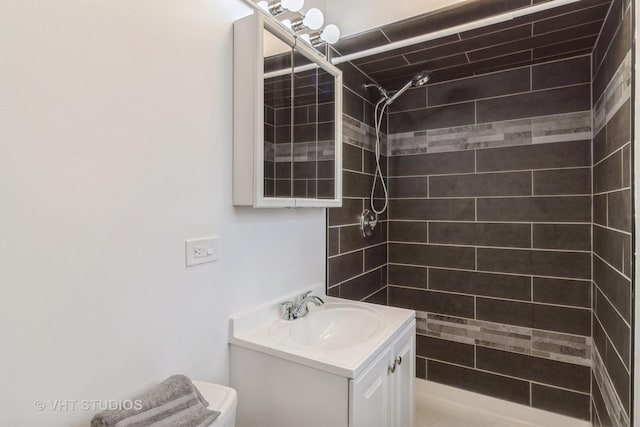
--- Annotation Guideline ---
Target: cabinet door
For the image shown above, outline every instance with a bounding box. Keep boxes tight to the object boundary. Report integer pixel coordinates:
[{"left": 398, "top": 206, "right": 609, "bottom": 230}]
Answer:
[
  {"left": 392, "top": 324, "right": 415, "bottom": 427},
  {"left": 349, "top": 348, "right": 393, "bottom": 427},
  {"left": 263, "top": 27, "right": 293, "bottom": 200}
]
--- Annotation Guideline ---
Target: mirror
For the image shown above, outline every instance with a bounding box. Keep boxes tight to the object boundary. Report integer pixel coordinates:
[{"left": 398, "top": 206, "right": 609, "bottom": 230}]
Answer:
[
  {"left": 263, "top": 26, "right": 338, "bottom": 201},
  {"left": 290, "top": 45, "right": 337, "bottom": 200},
  {"left": 263, "top": 29, "right": 293, "bottom": 199}
]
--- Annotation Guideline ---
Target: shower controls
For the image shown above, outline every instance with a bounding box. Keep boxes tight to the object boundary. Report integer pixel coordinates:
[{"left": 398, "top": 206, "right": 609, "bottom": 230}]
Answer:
[{"left": 359, "top": 209, "right": 378, "bottom": 238}]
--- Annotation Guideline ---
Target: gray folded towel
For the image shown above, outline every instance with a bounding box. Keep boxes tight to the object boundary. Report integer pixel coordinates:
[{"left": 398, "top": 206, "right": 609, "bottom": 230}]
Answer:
[{"left": 90, "top": 375, "right": 221, "bottom": 427}]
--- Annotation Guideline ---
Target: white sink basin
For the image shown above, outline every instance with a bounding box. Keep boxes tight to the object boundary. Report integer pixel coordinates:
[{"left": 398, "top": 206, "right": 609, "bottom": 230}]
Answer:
[
  {"left": 270, "top": 303, "right": 382, "bottom": 350},
  {"left": 230, "top": 292, "right": 416, "bottom": 378}
]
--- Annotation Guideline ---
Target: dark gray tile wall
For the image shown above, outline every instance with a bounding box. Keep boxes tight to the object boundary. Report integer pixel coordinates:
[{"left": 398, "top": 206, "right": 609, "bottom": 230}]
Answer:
[
  {"left": 387, "top": 56, "right": 594, "bottom": 420},
  {"left": 326, "top": 61, "right": 389, "bottom": 304},
  {"left": 326, "top": 1, "right": 635, "bottom": 424},
  {"left": 331, "top": 0, "right": 612, "bottom": 89},
  {"left": 590, "top": 1, "right": 633, "bottom": 425}
]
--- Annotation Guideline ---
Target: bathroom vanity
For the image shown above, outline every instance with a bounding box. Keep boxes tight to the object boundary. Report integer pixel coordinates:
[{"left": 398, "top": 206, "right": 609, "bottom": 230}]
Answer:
[{"left": 229, "top": 291, "right": 415, "bottom": 427}]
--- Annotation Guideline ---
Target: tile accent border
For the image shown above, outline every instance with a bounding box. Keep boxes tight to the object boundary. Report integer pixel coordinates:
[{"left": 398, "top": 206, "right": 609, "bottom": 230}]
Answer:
[
  {"left": 592, "top": 346, "right": 630, "bottom": 427},
  {"left": 594, "top": 51, "right": 632, "bottom": 135},
  {"left": 265, "top": 141, "right": 336, "bottom": 162},
  {"left": 388, "top": 111, "right": 592, "bottom": 156},
  {"left": 343, "top": 114, "right": 387, "bottom": 153},
  {"left": 416, "top": 312, "right": 592, "bottom": 367}
]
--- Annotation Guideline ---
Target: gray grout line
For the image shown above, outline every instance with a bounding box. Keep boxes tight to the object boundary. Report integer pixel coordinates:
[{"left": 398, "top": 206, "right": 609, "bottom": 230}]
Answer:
[
  {"left": 590, "top": 186, "right": 633, "bottom": 197},
  {"left": 359, "top": 285, "right": 386, "bottom": 303},
  {"left": 387, "top": 165, "right": 592, "bottom": 176},
  {"left": 473, "top": 338, "right": 477, "bottom": 368},
  {"left": 386, "top": 82, "right": 590, "bottom": 113},
  {"left": 530, "top": 170, "right": 535, "bottom": 196},
  {"left": 592, "top": 253, "right": 632, "bottom": 306},
  {"left": 327, "top": 242, "right": 386, "bottom": 259},
  {"left": 382, "top": 219, "right": 590, "bottom": 225},
  {"left": 530, "top": 277, "right": 534, "bottom": 302},
  {"left": 593, "top": 280, "right": 632, "bottom": 331},
  {"left": 388, "top": 262, "right": 592, "bottom": 283},
  {"left": 386, "top": 241, "right": 592, "bottom": 254},
  {"left": 474, "top": 247, "right": 478, "bottom": 271},
  {"left": 420, "top": 357, "right": 591, "bottom": 395},
  {"left": 593, "top": 142, "right": 631, "bottom": 167},
  {"left": 473, "top": 150, "right": 477, "bottom": 173},
  {"left": 592, "top": 313, "right": 631, "bottom": 375},
  {"left": 379, "top": 28, "right": 392, "bottom": 43},
  {"left": 591, "top": 3, "right": 627, "bottom": 79},
  {"left": 474, "top": 198, "right": 478, "bottom": 221},
  {"left": 593, "top": 222, "right": 633, "bottom": 238},
  {"left": 328, "top": 220, "right": 387, "bottom": 229},
  {"left": 328, "top": 264, "right": 387, "bottom": 289},
  {"left": 389, "top": 284, "right": 592, "bottom": 311},
  {"left": 387, "top": 193, "right": 592, "bottom": 200}
]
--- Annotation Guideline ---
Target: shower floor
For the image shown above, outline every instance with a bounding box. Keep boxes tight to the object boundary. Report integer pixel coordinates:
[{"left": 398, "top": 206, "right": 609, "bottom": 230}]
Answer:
[{"left": 414, "top": 379, "right": 591, "bottom": 427}]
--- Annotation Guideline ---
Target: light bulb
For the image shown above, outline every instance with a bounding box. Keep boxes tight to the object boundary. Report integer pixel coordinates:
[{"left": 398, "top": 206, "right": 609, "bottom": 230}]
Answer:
[
  {"left": 281, "top": 19, "right": 292, "bottom": 29},
  {"left": 320, "top": 24, "right": 340, "bottom": 44},
  {"left": 257, "top": 0, "right": 269, "bottom": 10},
  {"left": 281, "top": 0, "right": 304, "bottom": 12},
  {"left": 299, "top": 33, "right": 311, "bottom": 43},
  {"left": 302, "top": 8, "right": 324, "bottom": 30}
]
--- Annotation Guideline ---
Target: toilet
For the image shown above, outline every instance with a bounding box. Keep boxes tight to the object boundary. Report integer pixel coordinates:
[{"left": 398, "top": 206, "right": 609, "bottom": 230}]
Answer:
[{"left": 192, "top": 381, "right": 237, "bottom": 427}]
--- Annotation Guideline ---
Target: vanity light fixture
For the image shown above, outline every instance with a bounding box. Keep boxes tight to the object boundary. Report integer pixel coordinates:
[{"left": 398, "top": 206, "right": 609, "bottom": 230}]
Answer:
[
  {"left": 259, "top": 0, "right": 304, "bottom": 16},
  {"left": 250, "top": 0, "right": 340, "bottom": 50},
  {"left": 291, "top": 8, "right": 324, "bottom": 31},
  {"left": 308, "top": 24, "right": 341, "bottom": 46}
]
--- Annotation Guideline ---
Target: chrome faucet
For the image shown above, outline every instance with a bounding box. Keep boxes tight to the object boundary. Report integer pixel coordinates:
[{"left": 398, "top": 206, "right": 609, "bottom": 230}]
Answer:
[{"left": 281, "top": 291, "right": 325, "bottom": 320}]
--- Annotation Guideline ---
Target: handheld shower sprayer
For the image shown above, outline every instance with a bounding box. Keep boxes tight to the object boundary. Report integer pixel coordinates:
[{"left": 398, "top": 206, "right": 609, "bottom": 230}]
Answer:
[
  {"left": 387, "top": 70, "right": 432, "bottom": 104},
  {"left": 360, "top": 71, "right": 433, "bottom": 238}
]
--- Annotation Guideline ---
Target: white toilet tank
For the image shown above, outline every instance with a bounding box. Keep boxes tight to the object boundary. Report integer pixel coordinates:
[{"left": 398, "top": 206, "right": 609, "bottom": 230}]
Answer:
[{"left": 193, "top": 381, "right": 237, "bottom": 427}]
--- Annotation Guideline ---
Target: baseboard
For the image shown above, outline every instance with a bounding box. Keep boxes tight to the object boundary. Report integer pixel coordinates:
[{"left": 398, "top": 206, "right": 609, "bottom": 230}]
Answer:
[{"left": 415, "top": 379, "right": 591, "bottom": 427}]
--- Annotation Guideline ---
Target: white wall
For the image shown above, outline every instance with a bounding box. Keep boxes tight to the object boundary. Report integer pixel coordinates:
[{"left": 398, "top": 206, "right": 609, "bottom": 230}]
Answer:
[
  {"left": 324, "top": 0, "right": 468, "bottom": 36},
  {"left": 0, "top": 1, "right": 325, "bottom": 426}
]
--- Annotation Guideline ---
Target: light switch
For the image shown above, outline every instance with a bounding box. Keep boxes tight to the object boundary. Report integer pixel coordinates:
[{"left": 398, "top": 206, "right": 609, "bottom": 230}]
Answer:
[{"left": 185, "top": 237, "right": 218, "bottom": 266}]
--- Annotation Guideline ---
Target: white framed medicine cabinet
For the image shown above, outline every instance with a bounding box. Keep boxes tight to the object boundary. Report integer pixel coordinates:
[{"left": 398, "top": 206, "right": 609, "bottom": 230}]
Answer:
[{"left": 233, "top": 12, "right": 343, "bottom": 208}]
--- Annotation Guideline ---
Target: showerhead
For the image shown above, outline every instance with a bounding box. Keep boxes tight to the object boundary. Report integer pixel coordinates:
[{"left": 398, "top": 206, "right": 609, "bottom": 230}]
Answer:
[
  {"left": 387, "top": 70, "right": 433, "bottom": 104},
  {"left": 412, "top": 71, "right": 432, "bottom": 87}
]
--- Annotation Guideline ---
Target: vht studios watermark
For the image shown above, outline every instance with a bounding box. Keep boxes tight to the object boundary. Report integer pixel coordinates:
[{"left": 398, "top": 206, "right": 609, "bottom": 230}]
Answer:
[{"left": 34, "top": 399, "right": 143, "bottom": 412}]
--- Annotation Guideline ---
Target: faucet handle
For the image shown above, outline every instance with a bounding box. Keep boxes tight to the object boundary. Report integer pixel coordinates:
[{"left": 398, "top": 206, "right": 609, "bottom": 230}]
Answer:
[{"left": 281, "top": 301, "right": 295, "bottom": 320}]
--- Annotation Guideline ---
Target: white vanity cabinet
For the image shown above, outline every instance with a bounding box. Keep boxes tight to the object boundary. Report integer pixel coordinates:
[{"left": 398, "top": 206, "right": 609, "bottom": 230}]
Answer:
[
  {"left": 349, "top": 323, "right": 415, "bottom": 427},
  {"left": 229, "top": 297, "right": 415, "bottom": 427}
]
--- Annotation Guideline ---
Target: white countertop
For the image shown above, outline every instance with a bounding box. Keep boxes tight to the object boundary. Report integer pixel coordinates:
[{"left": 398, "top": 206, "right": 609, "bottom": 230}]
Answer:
[{"left": 228, "top": 289, "right": 415, "bottom": 379}]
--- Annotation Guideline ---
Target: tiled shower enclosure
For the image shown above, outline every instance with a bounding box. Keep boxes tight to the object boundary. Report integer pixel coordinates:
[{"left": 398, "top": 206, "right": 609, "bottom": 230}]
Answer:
[{"left": 326, "top": 0, "right": 634, "bottom": 425}]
